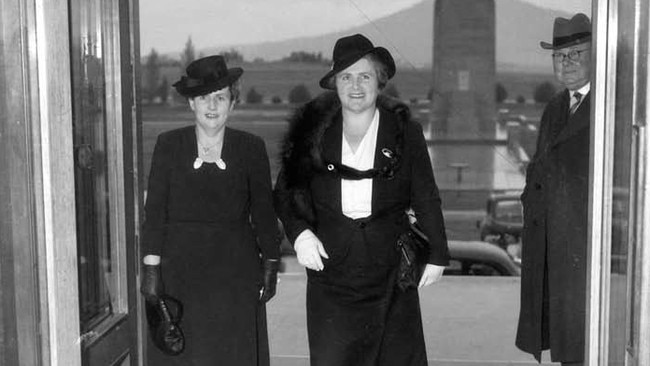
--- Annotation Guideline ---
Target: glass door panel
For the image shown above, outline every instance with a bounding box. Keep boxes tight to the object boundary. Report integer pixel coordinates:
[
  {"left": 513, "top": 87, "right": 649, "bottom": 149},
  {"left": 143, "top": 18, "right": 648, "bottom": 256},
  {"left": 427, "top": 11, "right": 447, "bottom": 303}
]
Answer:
[
  {"left": 607, "top": 0, "right": 648, "bottom": 364},
  {"left": 69, "top": 0, "right": 132, "bottom": 363},
  {"left": 70, "top": 0, "right": 114, "bottom": 330}
]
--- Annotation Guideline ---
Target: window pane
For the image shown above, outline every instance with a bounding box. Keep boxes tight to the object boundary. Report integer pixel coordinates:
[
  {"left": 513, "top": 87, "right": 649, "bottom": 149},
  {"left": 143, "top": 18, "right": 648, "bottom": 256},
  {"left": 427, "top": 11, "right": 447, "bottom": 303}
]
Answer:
[
  {"left": 70, "top": 0, "right": 114, "bottom": 331},
  {"left": 608, "top": 1, "right": 636, "bottom": 362},
  {"left": 139, "top": 0, "right": 590, "bottom": 363}
]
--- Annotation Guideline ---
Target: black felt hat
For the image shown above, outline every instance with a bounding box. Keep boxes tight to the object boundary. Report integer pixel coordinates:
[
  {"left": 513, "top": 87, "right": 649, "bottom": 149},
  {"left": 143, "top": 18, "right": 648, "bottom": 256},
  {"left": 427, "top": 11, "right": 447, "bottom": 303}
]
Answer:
[
  {"left": 540, "top": 13, "right": 592, "bottom": 50},
  {"left": 319, "top": 34, "right": 396, "bottom": 89},
  {"left": 173, "top": 55, "right": 243, "bottom": 98}
]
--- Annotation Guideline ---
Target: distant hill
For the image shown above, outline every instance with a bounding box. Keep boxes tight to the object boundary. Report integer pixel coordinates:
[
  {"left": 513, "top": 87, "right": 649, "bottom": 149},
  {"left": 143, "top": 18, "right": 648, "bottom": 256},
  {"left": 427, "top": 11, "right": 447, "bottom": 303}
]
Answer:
[{"left": 195, "top": 0, "right": 569, "bottom": 73}]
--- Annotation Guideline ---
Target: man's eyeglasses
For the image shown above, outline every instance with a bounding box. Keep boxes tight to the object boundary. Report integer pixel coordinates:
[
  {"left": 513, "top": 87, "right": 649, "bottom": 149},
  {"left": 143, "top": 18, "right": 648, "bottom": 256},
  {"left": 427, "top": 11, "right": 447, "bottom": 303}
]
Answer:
[{"left": 552, "top": 49, "right": 589, "bottom": 62}]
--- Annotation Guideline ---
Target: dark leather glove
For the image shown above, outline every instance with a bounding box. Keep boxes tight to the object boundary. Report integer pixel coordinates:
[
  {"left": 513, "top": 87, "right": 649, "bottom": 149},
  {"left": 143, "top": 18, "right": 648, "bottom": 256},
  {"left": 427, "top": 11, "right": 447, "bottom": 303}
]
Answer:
[
  {"left": 141, "top": 264, "right": 164, "bottom": 303},
  {"left": 259, "top": 259, "right": 280, "bottom": 303}
]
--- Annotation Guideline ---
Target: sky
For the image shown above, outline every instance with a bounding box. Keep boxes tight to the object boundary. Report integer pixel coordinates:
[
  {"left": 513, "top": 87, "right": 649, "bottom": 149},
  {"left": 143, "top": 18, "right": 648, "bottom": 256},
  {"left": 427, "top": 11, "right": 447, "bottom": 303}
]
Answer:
[{"left": 140, "top": 0, "right": 592, "bottom": 54}]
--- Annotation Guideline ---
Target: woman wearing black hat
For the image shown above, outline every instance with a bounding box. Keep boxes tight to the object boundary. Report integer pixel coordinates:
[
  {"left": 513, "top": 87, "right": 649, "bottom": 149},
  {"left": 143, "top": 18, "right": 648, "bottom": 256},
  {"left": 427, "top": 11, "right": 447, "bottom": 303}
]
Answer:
[
  {"left": 140, "top": 55, "right": 280, "bottom": 365},
  {"left": 274, "top": 34, "right": 450, "bottom": 365}
]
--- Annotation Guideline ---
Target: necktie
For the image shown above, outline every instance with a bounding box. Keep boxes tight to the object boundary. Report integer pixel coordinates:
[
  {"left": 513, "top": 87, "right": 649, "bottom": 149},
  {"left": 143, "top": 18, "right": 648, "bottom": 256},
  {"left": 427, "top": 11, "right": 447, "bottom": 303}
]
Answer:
[{"left": 569, "top": 92, "right": 582, "bottom": 115}]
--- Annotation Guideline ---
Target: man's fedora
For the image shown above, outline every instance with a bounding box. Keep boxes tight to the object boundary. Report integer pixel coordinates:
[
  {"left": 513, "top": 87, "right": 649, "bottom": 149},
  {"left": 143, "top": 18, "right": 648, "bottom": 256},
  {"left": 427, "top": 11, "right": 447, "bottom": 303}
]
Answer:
[
  {"left": 173, "top": 55, "right": 243, "bottom": 98},
  {"left": 540, "top": 13, "right": 591, "bottom": 50},
  {"left": 319, "top": 34, "right": 395, "bottom": 89}
]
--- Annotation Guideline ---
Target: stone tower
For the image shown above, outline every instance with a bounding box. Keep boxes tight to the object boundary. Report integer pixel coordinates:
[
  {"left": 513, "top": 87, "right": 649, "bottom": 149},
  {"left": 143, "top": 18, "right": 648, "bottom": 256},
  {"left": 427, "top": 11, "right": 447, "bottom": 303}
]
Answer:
[
  {"left": 428, "top": 0, "right": 524, "bottom": 208},
  {"left": 431, "top": 0, "right": 496, "bottom": 138}
]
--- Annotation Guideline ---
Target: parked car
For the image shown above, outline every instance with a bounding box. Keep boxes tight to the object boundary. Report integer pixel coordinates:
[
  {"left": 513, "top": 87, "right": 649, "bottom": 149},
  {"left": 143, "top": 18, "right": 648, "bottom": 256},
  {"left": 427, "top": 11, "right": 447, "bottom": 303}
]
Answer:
[
  {"left": 445, "top": 240, "right": 521, "bottom": 276},
  {"left": 477, "top": 193, "right": 523, "bottom": 243},
  {"left": 279, "top": 220, "right": 520, "bottom": 276}
]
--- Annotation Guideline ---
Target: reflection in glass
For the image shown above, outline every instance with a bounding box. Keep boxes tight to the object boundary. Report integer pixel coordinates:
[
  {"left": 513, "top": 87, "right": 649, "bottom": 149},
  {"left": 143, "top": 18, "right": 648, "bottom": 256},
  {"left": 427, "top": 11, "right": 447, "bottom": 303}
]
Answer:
[
  {"left": 70, "top": 0, "right": 113, "bottom": 331},
  {"left": 608, "top": 1, "right": 635, "bottom": 363}
]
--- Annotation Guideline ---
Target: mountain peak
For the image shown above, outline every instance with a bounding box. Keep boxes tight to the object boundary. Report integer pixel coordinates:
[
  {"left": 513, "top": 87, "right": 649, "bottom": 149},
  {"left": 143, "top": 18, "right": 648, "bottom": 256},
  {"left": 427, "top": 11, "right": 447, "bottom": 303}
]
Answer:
[{"left": 196, "top": 0, "right": 571, "bottom": 72}]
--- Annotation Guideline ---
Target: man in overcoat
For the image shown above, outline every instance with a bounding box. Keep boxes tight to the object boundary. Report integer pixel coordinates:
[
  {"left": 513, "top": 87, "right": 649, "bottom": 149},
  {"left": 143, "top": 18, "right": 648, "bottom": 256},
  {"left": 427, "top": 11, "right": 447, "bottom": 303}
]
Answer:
[{"left": 515, "top": 13, "right": 592, "bottom": 366}]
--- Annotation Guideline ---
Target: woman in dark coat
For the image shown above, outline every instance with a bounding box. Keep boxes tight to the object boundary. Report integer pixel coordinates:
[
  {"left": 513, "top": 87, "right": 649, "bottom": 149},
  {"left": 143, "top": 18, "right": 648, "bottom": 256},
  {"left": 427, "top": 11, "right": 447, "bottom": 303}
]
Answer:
[
  {"left": 140, "top": 55, "right": 280, "bottom": 365},
  {"left": 274, "top": 34, "right": 450, "bottom": 366}
]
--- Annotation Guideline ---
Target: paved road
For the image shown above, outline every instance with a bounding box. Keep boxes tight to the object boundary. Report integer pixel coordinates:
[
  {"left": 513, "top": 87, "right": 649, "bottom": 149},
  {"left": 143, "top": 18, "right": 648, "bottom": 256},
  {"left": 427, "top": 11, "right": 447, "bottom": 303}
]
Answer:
[{"left": 268, "top": 256, "right": 558, "bottom": 366}]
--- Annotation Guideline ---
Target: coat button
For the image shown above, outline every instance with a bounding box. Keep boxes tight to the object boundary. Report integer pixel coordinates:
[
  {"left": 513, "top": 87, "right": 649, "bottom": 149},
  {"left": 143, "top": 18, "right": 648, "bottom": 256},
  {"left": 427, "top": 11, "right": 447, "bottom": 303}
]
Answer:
[
  {"left": 535, "top": 183, "right": 542, "bottom": 190},
  {"left": 358, "top": 222, "right": 366, "bottom": 228},
  {"left": 532, "top": 219, "right": 539, "bottom": 226}
]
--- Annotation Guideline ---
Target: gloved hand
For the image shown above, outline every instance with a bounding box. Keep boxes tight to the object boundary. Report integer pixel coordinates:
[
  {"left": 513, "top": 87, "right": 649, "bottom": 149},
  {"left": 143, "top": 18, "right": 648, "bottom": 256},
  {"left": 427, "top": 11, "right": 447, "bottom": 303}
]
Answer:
[
  {"left": 294, "top": 229, "right": 329, "bottom": 271},
  {"left": 259, "top": 259, "right": 280, "bottom": 303},
  {"left": 140, "top": 264, "right": 164, "bottom": 304}
]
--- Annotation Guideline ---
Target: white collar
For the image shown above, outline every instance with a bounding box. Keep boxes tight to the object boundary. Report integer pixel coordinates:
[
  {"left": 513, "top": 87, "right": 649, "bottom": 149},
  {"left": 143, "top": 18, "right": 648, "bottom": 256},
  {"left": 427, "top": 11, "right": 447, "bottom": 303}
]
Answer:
[
  {"left": 571, "top": 82, "right": 590, "bottom": 97},
  {"left": 342, "top": 108, "right": 380, "bottom": 160}
]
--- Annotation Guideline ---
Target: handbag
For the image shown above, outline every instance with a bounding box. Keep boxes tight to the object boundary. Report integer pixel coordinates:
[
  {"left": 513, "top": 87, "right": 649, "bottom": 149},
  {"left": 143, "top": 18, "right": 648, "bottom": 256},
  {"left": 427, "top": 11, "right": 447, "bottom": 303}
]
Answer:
[
  {"left": 396, "top": 223, "right": 430, "bottom": 291},
  {"left": 145, "top": 294, "right": 185, "bottom": 356}
]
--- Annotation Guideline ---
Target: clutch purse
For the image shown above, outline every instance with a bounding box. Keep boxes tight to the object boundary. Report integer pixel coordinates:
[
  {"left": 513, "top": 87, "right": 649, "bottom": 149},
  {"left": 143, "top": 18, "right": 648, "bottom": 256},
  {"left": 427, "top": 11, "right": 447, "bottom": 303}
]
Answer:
[
  {"left": 145, "top": 295, "right": 185, "bottom": 356},
  {"left": 396, "top": 223, "right": 430, "bottom": 291}
]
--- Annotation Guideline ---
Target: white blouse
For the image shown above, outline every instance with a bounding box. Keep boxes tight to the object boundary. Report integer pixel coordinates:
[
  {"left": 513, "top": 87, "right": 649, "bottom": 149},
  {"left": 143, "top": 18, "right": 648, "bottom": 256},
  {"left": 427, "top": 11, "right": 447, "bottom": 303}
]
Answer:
[{"left": 341, "top": 108, "right": 380, "bottom": 219}]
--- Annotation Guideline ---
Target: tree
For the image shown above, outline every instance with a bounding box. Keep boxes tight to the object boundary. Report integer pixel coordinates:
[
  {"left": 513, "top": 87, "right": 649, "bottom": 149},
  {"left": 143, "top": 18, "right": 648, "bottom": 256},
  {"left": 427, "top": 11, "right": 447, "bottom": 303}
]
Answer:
[
  {"left": 271, "top": 96, "right": 283, "bottom": 104},
  {"left": 382, "top": 84, "right": 400, "bottom": 99},
  {"left": 282, "top": 51, "right": 327, "bottom": 64},
  {"left": 222, "top": 49, "right": 244, "bottom": 63},
  {"left": 495, "top": 82, "right": 508, "bottom": 103},
  {"left": 144, "top": 48, "right": 161, "bottom": 102},
  {"left": 534, "top": 81, "right": 557, "bottom": 104},
  {"left": 245, "top": 87, "right": 263, "bottom": 104},
  {"left": 517, "top": 95, "right": 526, "bottom": 104},
  {"left": 426, "top": 87, "right": 434, "bottom": 101},
  {"left": 181, "top": 36, "right": 196, "bottom": 69},
  {"left": 158, "top": 76, "right": 169, "bottom": 104},
  {"left": 288, "top": 84, "right": 312, "bottom": 104}
]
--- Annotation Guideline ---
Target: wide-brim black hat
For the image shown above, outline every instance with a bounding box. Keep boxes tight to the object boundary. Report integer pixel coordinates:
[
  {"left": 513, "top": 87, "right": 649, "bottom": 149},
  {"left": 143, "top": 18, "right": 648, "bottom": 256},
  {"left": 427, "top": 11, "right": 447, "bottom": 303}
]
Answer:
[
  {"left": 319, "top": 34, "right": 396, "bottom": 90},
  {"left": 173, "top": 55, "right": 243, "bottom": 98},
  {"left": 540, "top": 13, "right": 591, "bottom": 50}
]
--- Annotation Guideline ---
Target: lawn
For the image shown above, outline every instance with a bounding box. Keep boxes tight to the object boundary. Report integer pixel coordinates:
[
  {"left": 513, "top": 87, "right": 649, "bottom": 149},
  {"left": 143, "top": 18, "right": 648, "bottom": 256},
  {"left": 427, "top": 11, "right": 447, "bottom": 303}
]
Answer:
[{"left": 156, "top": 62, "right": 557, "bottom": 106}]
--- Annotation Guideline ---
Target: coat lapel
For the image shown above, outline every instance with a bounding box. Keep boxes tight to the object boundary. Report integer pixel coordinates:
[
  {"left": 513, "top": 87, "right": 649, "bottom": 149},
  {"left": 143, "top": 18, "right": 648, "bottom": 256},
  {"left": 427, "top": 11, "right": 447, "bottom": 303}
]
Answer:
[
  {"left": 319, "top": 109, "right": 398, "bottom": 216},
  {"left": 371, "top": 110, "right": 398, "bottom": 215},
  {"left": 321, "top": 116, "right": 343, "bottom": 212},
  {"left": 183, "top": 125, "right": 198, "bottom": 164},
  {"left": 550, "top": 91, "right": 590, "bottom": 148}
]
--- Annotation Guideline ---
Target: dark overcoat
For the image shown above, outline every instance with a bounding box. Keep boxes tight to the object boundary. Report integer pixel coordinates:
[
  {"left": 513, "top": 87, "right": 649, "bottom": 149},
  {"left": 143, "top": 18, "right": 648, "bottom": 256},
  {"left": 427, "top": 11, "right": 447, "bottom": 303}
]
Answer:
[
  {"left": 516, "top": 90, "right": 590, "bottom": 363},
  {"left": 141, "top": 126, "right": 280, "bottom": 365},
  {"left": 274, "top": 92, "right": 449, "bottom": 366}
]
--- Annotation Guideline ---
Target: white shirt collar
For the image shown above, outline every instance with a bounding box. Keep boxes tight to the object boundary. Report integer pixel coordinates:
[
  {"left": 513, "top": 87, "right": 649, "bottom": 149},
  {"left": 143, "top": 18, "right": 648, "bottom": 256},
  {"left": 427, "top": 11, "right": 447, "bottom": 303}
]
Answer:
[
  {"left": 571, "top": 82, "right": 590, "bottom": 97},
  {"left": 341, "top": 108, "right": 380, "bottom": 164}
]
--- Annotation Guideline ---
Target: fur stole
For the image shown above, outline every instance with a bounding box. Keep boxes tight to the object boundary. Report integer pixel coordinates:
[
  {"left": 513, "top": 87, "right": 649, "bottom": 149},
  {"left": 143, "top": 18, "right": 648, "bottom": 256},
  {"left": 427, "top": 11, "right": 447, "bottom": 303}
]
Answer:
[{"left": 280, "top": 91, "right": 414, "bottom": 190}]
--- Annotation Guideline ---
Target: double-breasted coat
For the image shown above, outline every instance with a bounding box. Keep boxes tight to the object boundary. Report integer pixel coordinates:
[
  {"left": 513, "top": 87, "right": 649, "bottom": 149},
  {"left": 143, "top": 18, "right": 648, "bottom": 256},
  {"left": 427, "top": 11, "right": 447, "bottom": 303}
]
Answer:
[
  {"left": 141, "top": 126, "right": 280, "bottom": 365},
  {"left": 516, "top": 89, "right": 591, "bottom": 362},
  {"left": 274, "top": 92, "right": 449, "bottom": 366}
]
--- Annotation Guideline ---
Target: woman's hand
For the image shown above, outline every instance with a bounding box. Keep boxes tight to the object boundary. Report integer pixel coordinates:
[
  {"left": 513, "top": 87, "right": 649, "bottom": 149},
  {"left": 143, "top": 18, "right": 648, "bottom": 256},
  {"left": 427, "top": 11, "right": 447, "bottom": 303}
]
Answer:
[
  {"left": 294, "top": 230, "right": 329, "bottom": 271},
  {"left": 418, "top": 264, "right": 445, "bottom": 288},
  {"left": 259, "top": 259, "right": 280, "bottom": 303}
]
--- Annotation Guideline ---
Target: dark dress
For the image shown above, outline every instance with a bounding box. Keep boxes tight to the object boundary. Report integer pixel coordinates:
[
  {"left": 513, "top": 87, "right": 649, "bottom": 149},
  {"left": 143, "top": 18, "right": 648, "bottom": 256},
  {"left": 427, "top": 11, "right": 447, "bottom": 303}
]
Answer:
[
  {"left": 516, "top": 90, "right": 591, "bottom": 362},
  {"left": 274, "top": 93, "right": 449, "bottom": 366},
  {"left": 142, "top": 126, "right": 280, "bottom": 366}
]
